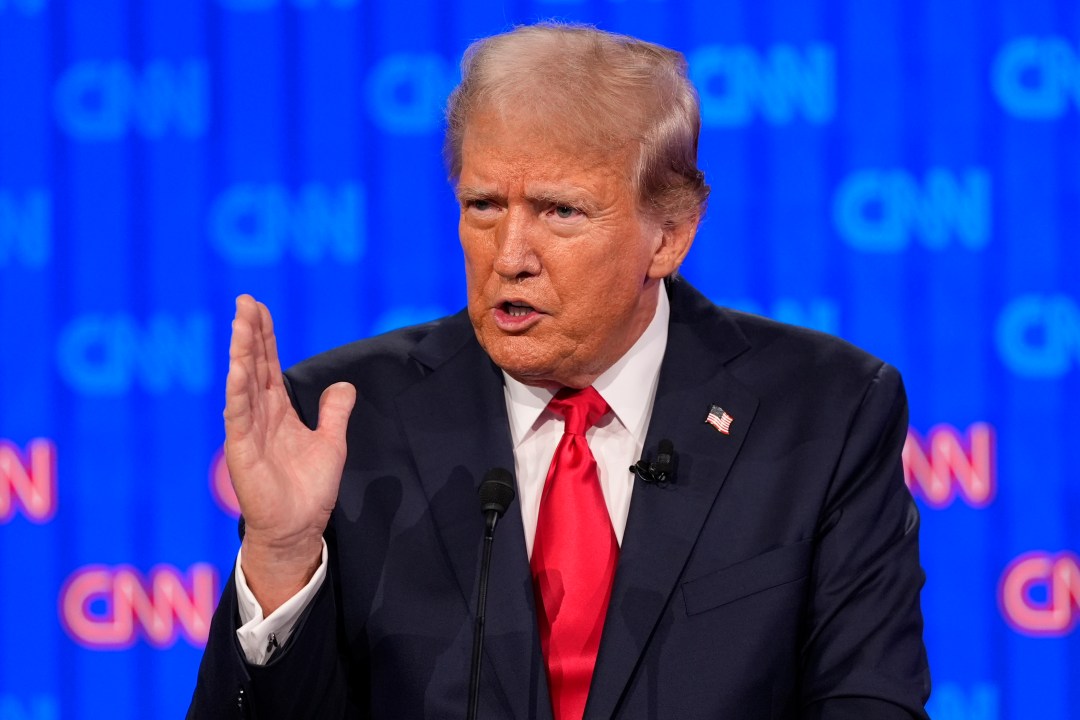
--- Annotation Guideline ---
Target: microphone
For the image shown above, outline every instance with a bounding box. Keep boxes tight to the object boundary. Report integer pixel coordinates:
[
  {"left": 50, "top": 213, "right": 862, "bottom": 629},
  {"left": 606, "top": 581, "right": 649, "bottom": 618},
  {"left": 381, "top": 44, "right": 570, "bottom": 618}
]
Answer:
[
  {"left": 478, "top": 468, "right": 516, "bottom": 535},
  {"left": 630, "top": 439, "right": 677, "bottom": 485},
  {"left": 468, "top": 468, "right": 516, "bottom": 720}
]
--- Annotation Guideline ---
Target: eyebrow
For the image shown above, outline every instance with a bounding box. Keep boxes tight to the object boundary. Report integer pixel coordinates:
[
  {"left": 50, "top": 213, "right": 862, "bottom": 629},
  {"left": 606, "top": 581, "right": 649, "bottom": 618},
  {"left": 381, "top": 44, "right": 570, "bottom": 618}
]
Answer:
[
  {"left": 525, "top": 187, "right": 601, "bottom": 213},
  {"left": 454, "top": 184, "right": 602, "bottom": 213},
  {"left": 455, "top": 185, "right": 501, "bottom": 203}
]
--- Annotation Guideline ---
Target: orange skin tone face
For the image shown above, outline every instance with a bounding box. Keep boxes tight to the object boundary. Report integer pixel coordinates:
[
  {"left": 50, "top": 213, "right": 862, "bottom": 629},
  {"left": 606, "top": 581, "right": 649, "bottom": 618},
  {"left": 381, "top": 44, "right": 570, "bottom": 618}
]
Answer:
[{"left": 456, "top": 108, "right": 696, "bottom": 389}]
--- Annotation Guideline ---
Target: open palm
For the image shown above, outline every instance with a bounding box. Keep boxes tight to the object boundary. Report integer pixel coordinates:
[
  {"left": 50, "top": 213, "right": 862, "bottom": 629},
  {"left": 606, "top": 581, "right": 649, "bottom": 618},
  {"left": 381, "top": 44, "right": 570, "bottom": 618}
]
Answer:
[{"left": 223, "top": 295, "right": 356, "bottom": 611}]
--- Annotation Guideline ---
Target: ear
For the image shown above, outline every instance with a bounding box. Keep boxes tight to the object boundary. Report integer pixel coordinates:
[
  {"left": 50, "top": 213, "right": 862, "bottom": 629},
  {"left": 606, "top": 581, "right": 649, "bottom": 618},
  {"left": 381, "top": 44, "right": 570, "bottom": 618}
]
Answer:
[{"left": 646, "top": 217, "right": 698, "bottom": 279}]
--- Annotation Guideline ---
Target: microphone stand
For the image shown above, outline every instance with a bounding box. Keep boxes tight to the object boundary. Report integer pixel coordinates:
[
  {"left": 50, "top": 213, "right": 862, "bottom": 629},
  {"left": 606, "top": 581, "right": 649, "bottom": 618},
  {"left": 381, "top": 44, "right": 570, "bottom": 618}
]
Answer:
[
  {"left": 467, "top": 513, "right": 498, "bottom": 720},
  {"left": 468, "top": 469, "right": 515, "bottom": 720}
]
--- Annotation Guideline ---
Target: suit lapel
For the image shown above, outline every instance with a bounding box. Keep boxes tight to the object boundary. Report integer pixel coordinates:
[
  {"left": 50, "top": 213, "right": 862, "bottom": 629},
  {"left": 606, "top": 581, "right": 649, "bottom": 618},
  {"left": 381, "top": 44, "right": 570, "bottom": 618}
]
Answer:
[
  {"left": 396, "top": 315, "right": 550, "bottom": 720},
  {"left": 391, "top": 283, "right": 759, "bottom": 720},
  {"left": 586, "top": 282, "right": 760, "bottom": 719}
]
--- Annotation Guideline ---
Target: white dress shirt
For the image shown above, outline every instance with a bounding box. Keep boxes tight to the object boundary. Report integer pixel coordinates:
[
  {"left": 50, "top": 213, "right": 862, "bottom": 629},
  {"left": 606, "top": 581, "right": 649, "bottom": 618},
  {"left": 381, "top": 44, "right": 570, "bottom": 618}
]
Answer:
[
  {"left": 502, "top": 289, "right": 669, "bottom": 556},
  {"left": 235, "top": 288, "right": 671, "bottom": 664}
]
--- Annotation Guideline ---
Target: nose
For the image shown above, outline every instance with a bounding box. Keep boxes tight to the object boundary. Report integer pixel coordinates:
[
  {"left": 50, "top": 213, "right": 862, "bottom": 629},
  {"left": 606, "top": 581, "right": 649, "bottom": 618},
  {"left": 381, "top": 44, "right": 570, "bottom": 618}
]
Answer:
[{"left": 492, "top": 207, "right": 542, "bottom": 280}]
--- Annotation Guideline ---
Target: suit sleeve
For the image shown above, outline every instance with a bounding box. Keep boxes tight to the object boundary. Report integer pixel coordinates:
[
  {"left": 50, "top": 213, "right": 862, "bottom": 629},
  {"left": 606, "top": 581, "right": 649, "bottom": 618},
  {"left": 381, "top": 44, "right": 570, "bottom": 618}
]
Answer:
[
  {"left": 799, "top": 363, "right": 931, "bottom": 719},
  {"left": 186, "top": 554, "right": 360, "bottom": 719}
]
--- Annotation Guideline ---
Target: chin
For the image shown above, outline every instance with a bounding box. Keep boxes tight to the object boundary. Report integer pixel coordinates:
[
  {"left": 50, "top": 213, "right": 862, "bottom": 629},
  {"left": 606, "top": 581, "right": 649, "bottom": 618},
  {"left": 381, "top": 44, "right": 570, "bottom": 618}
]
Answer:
[
  {"left": 487, "top": 341, "right": 545, "bottom": 376},
  {"left": 478, "top": 334, "right": 558, "bottom": 386}
]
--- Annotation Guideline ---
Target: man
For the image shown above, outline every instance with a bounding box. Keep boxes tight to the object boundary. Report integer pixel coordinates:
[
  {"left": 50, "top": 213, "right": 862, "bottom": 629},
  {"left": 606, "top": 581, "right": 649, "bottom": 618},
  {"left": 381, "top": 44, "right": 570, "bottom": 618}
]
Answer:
[{"left": 190, "top": 23, "right": 930, "bottom": 719}]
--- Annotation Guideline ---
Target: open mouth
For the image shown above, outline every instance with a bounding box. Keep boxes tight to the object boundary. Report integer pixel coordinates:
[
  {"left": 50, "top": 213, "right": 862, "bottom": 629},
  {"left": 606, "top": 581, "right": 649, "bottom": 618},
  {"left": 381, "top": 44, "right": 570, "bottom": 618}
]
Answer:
[
  {"left": 503, "top": 301, "right": 535, "bottom": 317},
  {"left": 494, "top": 300, "right": 542, "bottom": 330}
]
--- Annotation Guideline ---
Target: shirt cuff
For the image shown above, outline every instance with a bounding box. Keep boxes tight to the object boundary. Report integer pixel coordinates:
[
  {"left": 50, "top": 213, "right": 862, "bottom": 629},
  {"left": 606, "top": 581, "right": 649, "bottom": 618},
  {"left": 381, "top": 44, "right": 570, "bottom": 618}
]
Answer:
[{"left": 234, "top": 539, "right": 328, "bottom": 665}]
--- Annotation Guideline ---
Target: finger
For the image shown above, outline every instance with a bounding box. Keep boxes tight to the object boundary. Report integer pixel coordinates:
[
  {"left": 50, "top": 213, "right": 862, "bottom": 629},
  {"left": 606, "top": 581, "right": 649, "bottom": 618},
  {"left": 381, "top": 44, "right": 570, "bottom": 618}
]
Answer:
[
  {"left": 250, "top": 297, "right": 270, "bottom": 392},
  {"left": 227, "top": 297, "right": 261, "bottom": 409},
  {"left": 229, "top": 295, "right": 257, "bottom": 363},
  {"left": 223, "top": 359, "right": 254, "bottom": 435},
  {"left": 316, "top": 382, "right": 357, "bottom": 443},
  {"left": 230, "top": 296, "right": 262, "bottom": 364},
  {"left": 225, "top": 371, "right": 256, "bottom": 453},
  {"left": 257, "top": 301, "right": 284, "bottom": 388}
]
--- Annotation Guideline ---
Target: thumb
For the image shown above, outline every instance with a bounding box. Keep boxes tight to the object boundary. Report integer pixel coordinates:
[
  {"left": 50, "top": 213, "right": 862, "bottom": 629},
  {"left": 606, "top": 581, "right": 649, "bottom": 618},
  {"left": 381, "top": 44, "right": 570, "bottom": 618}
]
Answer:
[{"left": 316, "top": 381, "right": 357, "bottom": 441}]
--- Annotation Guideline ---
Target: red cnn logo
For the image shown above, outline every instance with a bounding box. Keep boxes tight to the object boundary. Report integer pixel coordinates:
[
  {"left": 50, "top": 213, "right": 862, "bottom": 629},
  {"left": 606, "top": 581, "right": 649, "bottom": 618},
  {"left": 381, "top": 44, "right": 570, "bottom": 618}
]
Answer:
[
  {"left": 902, "top": 423, "right": 995, "bottom": 508},
  {"left": 59, "top": 564, "right": 218, "bottom": 649},
  {"left": 0, "top": 438, "right": 58, "bottom": 523},
  {"left": 999, "top": 552, "right": 1080, "bottom": 637},
  {"left": 209, "top": 445, "right": 240, "bottom": 517}
]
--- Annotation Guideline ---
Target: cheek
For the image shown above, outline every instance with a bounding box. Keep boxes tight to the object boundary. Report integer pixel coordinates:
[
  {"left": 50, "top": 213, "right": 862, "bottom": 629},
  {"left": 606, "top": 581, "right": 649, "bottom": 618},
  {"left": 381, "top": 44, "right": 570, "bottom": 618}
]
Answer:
[
  {"left": 554, "top": 242, "right": 647, "bottom": 294},
  {"left": 460, "top": 232, "right": 492, "bottom": 282}
]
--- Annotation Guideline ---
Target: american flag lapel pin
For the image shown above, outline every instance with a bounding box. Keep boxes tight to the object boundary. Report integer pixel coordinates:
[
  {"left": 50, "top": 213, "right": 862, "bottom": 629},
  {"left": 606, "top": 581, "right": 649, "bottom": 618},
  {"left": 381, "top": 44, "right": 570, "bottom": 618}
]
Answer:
[{"left": 705, "top": 404, "right": 734, "bottom": 435}]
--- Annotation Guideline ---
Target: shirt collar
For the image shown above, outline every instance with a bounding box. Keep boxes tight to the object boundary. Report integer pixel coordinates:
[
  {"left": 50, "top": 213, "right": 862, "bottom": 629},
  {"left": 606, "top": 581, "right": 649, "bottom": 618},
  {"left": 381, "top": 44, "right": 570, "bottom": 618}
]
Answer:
[{"left": 502, "top": 287, "right": 670, "bottom": 446}]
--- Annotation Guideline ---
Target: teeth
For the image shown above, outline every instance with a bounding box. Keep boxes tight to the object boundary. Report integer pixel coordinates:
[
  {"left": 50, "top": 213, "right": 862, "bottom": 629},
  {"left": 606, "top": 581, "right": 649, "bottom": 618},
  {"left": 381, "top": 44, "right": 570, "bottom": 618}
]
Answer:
[{"left": 506, "top": 303, "right": 533, "bottom": 317}]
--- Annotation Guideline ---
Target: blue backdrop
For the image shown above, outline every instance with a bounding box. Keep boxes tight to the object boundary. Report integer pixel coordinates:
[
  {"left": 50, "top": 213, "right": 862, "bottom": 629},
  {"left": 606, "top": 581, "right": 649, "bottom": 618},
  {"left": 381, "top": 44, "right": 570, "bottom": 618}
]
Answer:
[{"left": 1, "top": 1, "right": 1078, "bottom": 718}]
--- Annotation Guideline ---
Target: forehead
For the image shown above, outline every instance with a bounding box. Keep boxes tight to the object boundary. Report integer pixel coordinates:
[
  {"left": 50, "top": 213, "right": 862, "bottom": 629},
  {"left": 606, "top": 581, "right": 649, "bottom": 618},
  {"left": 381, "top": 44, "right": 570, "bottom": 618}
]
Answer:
[{"left": 459, "top": 107, "right": 636, "bottom": 190}]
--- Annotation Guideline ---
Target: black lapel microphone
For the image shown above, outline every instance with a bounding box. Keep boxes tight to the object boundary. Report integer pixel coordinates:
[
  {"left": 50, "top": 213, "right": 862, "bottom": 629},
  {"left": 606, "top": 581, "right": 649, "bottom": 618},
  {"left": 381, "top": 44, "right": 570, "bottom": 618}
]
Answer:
[
  {"left": 467, "top": 468, "right": 516, "bottom": 720},
  {"left": 630, "top": 439, "right": 677, "bottom": 485}
]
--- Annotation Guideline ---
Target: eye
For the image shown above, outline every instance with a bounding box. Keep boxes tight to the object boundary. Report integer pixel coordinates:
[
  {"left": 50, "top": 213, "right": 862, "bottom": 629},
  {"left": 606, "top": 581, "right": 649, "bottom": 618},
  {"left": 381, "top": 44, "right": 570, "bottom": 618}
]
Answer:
[
  {"left": 543, "top": 203, "right": 586, "bottom": 228},
  {"left": 554, "top": 205, "right": 577, "bottom": 219},
  {"left": 468, "top": 199, "right": 492, "bottom": 212}
]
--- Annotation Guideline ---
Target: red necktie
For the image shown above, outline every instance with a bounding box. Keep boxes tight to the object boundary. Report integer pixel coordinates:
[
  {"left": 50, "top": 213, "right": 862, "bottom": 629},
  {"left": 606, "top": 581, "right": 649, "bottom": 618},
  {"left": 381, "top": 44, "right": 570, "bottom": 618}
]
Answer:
[{"left": 531, "top": 386, "right": 618, "bottom": 720}]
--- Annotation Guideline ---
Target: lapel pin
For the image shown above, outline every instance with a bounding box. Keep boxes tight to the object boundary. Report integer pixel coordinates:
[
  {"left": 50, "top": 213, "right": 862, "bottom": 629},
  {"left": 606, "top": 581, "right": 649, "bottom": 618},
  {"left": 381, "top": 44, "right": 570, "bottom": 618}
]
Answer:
[{"left": 705, "top": 404, "right": 734, "bottom": 435}]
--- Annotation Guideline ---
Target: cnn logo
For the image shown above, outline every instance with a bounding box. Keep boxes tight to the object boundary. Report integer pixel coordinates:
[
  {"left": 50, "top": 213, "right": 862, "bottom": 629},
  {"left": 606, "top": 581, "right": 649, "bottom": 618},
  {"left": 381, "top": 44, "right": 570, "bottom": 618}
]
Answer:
[
  {"left": 999, "top": 552, "right": 1080, "bottom": 637},
  {"left": 59, "top": 564, "right": 218, "bottom": 649},
  {"left": 903, "top": 423, "right": 995, "bottom": 509},
  {"left": 0, "top": 438, "right": 57, "bottom": 523}
]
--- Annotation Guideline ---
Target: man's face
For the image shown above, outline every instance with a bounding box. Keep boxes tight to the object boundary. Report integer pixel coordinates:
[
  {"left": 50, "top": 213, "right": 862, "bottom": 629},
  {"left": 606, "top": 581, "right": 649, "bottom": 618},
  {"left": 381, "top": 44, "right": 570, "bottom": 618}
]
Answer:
[{"left": 456, "top": 108, "right": 690, "bottom": 389}]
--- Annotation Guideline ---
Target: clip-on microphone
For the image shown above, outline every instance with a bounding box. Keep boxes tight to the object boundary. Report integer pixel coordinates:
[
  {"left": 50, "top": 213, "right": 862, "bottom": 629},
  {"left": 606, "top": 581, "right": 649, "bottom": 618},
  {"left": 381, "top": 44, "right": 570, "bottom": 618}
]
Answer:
[{"left": 630, "top": 438, "right": 676, "bottom": 485}]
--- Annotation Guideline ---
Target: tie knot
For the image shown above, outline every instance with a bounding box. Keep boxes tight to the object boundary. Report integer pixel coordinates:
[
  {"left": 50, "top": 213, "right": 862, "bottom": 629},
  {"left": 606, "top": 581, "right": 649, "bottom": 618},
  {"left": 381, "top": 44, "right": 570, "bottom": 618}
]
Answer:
[{"left": 547, "top": 386, "right": 609, "bottom": 436}]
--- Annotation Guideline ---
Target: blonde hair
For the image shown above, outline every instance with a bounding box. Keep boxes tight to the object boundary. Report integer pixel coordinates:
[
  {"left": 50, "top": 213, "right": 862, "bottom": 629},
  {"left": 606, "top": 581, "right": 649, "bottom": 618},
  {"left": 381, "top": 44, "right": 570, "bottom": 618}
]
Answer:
[{"left": 444, "top": 22, "right": 709, "bottom": 226}]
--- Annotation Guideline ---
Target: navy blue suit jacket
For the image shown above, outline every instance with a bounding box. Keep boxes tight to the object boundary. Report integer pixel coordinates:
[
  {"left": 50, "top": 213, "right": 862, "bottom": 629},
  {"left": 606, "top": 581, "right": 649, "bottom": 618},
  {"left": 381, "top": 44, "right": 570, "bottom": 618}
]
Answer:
[{"left": 189, "top": 280, "right": 930, "bottom": 719}]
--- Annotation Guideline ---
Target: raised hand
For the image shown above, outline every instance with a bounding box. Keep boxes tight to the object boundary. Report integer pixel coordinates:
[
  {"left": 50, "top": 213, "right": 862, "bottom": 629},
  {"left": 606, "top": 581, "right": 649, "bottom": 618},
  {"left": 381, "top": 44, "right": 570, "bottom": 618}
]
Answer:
[{"left": 224, "top": 295, "right": 356, "bottom": 614}]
